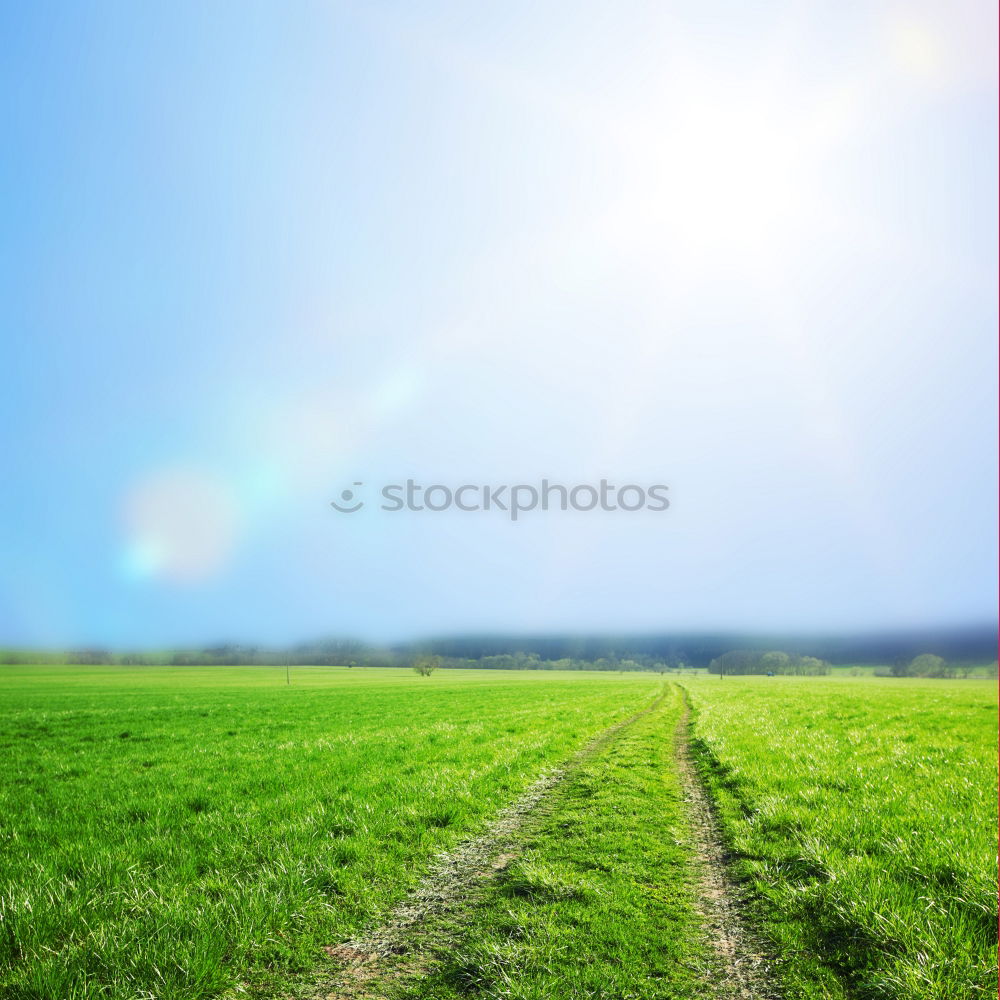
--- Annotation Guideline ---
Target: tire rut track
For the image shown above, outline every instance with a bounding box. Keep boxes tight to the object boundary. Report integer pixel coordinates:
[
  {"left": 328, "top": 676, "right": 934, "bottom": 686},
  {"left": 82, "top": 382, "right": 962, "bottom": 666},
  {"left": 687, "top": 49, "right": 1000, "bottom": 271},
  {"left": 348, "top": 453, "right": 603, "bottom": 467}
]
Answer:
[
  {"left": 674, "top": 689, "right": 782, "bottom": 999},
  {"left": 294, "top": 685, "right": 781, "bottom": 1000},
  {"left": 298, "top": 690, "right": 668, "bottom": 999}
]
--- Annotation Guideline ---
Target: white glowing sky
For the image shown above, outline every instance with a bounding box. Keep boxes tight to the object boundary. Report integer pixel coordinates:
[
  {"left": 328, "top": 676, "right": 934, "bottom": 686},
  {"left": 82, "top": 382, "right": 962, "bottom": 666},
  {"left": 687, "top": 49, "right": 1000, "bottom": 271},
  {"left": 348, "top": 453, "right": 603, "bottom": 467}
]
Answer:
[{"left": 0, "top": 0, "right": 995, "bottom": 645}]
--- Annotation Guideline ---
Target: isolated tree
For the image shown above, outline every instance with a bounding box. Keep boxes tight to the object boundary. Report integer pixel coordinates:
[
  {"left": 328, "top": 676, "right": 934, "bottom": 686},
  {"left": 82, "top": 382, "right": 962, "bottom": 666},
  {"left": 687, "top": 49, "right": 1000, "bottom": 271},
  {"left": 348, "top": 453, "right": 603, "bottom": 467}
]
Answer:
[
  {"left": 909, "top": 653, "right": 947, "bottom": 678},
  {"left": 413, "top": 655, "right": 440, "bottom": 677}
]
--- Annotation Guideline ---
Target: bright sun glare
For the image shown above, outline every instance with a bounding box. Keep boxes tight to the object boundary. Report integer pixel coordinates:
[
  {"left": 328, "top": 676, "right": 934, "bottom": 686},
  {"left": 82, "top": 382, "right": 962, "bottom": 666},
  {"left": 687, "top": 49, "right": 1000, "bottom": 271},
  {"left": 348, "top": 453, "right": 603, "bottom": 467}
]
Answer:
[{"left": 628, "top": 91, "right": 818, "bottom": 267}]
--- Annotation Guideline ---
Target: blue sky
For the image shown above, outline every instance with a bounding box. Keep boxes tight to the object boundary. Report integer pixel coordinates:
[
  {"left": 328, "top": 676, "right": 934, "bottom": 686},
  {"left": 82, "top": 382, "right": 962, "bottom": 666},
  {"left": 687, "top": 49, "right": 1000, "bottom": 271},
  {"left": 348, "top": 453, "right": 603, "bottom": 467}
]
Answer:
[{"left": 1, "top": 1, "right": 996, "bottom": 647}]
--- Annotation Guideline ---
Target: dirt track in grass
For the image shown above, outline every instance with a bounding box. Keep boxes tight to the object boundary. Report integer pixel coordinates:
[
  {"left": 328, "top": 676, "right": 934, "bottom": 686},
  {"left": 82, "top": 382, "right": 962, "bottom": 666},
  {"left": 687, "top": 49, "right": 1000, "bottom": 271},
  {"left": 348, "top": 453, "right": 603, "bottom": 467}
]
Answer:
[
  {"left": 295, "top": 684, "right": 780, "bottom": 1000},
  {"left": 297, "top": 693, "right": 666, "bottom": 999},
  {"left": 674, "top": 693, "right": 781, "bottom": 999}
]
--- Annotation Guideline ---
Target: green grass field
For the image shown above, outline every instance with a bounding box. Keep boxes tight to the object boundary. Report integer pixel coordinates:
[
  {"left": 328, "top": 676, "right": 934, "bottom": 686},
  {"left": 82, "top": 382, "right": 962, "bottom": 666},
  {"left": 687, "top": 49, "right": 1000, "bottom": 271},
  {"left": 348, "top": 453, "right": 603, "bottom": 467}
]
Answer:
[
  {"left": 0, "top": 667, "right": 663, "bottom": 1000},
  {"left": 0, "top": 666, "right": 995, "bottom": 1000},
  {"left": 682, "top": 675, "right": 998, "bottom": 1000},
  {"left": 358, "top": 684, "right": 714, "bottom": 1000}
]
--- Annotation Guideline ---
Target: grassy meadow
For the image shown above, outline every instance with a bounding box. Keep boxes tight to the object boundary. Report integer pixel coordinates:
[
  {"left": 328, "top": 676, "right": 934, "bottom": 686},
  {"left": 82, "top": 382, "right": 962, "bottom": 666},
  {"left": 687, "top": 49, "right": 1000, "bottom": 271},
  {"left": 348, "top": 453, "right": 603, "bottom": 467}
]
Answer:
[
  {"left": 0, "top": 665, "right": 995, "bottom": 1000},
  {"left": 0, "top": 666, "right": 660, "bottom": 999},
  {"left": 682, "top": 675, "right": 998, "bottom": 1000},
  {"left": 378, "top": 683, "right": 714, "bottom": 1000}
]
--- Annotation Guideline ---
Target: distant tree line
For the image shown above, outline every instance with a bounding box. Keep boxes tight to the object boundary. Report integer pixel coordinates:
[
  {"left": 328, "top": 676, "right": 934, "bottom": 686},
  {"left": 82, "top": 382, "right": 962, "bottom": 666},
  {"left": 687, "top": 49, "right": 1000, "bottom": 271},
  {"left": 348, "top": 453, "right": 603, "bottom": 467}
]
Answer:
[
  {"left": 2, "top": 642, "right": 994, "bottom": 678},
  {"left": 0, "top": 642, "right": 693, "bottom": 673},
  {"left": 882, "top": 654, "right": 998, "bottom": 679},
  {"left": 418, "top": 627, "right": 998, "bottom": 668},
  {"left": 702, "top": 648, "right": 997, "bottom": 679},
  {"left": 708, "top": 650, "right": 831, "bottom": 675}
]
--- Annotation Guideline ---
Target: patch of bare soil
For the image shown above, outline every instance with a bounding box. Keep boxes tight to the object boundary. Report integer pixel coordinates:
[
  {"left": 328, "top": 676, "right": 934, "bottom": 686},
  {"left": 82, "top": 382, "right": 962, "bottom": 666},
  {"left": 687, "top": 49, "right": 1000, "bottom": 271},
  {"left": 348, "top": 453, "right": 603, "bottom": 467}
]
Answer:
[{"left": 674, "top": 695, "right": 782, "bottom": 1000}]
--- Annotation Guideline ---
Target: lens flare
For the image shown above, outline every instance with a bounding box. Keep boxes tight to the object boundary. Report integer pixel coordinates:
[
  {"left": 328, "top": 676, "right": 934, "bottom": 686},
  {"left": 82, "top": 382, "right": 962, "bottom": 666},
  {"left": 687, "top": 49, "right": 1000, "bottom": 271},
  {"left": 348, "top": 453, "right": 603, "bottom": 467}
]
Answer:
[{"left": 120, "top": 468, "right": 240, "bottom": 583}]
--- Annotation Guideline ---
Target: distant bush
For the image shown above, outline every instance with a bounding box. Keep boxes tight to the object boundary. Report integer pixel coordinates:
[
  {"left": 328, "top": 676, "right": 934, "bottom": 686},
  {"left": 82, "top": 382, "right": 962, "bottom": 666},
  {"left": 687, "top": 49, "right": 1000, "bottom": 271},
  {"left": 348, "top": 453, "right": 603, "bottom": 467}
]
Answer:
[{"left": 413, "top": 655, "right": 440, "bottom": 677}]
